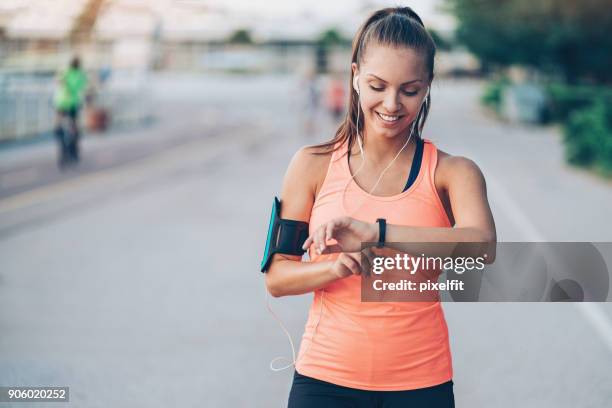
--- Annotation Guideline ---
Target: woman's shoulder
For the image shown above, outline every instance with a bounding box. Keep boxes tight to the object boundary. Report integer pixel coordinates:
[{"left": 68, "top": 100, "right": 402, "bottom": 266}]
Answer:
[
  {"left": 435, "top": 147, "right": 486, "bottom": 188},
  {"left": 289, "top": 143, "right": 335, "bottom": 171},
  {"left": 286, "top": 143, "right": 337, "bottom": 198}
]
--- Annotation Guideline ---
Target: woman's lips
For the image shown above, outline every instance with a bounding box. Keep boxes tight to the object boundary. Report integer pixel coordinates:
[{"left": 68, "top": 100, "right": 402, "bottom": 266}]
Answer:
[{"left": 375, "top": 111, "right": 404, "bottom": 126}]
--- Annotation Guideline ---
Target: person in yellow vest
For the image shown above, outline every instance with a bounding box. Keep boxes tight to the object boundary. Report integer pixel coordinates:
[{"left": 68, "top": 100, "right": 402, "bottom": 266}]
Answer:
[{"left": 53, "top": 57, "right": 87, "bottom": 168}]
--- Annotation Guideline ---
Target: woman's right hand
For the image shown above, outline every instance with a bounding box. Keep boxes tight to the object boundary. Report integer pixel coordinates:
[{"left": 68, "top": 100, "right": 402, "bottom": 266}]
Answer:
[{"left": 329, "top": 252, "right": 368, "bottom": 279}]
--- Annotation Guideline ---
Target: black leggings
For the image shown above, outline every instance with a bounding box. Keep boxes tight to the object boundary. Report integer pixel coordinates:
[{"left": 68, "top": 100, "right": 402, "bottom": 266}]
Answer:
[{"left": 288, "top": 371, "right": 455, "bottom": 408}]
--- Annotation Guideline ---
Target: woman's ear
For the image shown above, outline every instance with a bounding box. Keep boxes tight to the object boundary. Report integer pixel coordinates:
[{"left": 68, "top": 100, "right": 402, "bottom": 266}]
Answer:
[{"left": 351, "top": 63, "right": 360, "bottom": 94}]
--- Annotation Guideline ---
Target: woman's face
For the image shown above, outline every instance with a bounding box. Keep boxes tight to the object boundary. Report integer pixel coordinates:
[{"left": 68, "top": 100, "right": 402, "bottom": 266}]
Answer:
[{"left": 352, "top": 44, "right": 430, "bottom": 141}]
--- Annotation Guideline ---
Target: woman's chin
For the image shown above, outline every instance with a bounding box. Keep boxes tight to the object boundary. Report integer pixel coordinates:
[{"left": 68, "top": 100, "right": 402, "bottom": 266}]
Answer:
[
  {"left": 368, "top": 113, "right": 410, "bottom": 136},
  {"left": 375, "top": 123, "right": 411, "bottom": 139}
]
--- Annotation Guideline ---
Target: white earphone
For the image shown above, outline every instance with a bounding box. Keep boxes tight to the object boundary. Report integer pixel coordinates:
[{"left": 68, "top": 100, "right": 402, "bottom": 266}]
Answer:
[{"left": 353, "top": 74, "right": 365, "bottom": 157}]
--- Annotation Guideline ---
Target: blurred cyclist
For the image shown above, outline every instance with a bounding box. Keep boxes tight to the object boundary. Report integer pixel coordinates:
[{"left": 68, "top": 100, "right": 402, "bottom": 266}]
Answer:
[{"left": 53, "top": 56, "right": 87, "bottom": 168}]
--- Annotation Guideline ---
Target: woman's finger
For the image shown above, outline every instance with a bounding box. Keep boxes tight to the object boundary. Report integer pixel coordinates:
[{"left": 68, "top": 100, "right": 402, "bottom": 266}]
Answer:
[
  {"left": 325, "top": 220, "right": 336, "bottom": 243},
  {"left": 361, "top": 247, "right": 375, "bottom": 276},
  {"left": 341, "top": 253, "right": 362, "bottom": 276},
  {"left": 336, "top": 216, "right": 351, "bottom": 229},
  {"left": 321, "top": 244, "right": 343, "bottom": 254},
  {"left": 302, "top": 235, "right": 313, "bottom": 250},
  {"left": 360, "top": 251, "right": 371, "bottom": 277},
  {"left": 325, "top": 217, "right": 352, "bottom": 242},
  {"left": 309, "top": 226, "right": 320, "bottom": 253},
  {"left": 329, "top": 217, "right": 350, "bottom": 238},
  {"left": 368, "top": 246, "right": 379, "bottom": 266},
  {"left": 349, "top": 253, "right": 366, "bottom": 276},
  {"left": 320, "top": 224, "right": 330, "bottom": 253},
  {"left": 315, "top": 225, "right": 327, "bottom": 254}
]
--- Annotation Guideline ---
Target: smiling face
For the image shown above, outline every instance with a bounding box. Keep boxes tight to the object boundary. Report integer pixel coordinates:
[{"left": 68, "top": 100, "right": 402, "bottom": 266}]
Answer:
[{"left": 352, "top": 44, "right": 430, "bottom": 142}]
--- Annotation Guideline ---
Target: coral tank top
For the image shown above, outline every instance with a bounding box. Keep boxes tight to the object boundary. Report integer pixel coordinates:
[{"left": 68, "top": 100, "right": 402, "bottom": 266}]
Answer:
[{"left": 295, "top": 138, "right": 453, "bottom": 391}]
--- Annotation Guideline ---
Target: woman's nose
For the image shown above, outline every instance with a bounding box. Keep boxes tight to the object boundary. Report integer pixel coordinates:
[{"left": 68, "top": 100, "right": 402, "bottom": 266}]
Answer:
[{"left": 382, "top": 91, "right": 400, "bottom": 113}]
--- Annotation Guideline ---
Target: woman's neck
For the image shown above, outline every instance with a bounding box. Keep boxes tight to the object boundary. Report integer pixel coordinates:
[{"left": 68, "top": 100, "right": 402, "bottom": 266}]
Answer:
[{"left": 357, "top": 128, "right": 416, "bottom": 166}]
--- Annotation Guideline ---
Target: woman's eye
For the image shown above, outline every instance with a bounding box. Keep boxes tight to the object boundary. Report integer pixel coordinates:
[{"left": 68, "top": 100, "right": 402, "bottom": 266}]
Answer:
[{"left": 368, "top": 85, "right": 418, "bottom": 96}]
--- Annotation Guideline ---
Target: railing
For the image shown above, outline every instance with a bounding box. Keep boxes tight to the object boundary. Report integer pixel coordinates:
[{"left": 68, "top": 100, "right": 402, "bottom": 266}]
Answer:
[{"left": 0, "top": 70, "right": 152, "bottom": 142}]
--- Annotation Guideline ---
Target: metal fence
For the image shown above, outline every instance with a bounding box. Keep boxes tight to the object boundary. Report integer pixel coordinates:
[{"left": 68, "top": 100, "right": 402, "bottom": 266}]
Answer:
[{"left": 0, "top": 70, "right": 152, "bottom": 142}]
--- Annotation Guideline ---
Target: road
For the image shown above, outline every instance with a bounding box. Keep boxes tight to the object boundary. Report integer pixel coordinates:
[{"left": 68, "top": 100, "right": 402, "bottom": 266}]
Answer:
[{"left": 0, "top": 73, "right": 611, "bottom": 407}]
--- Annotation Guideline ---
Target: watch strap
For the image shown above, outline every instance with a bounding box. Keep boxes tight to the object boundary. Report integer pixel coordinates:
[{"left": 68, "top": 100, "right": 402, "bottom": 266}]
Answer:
[{"left": 376, "top": 218, "right": 386, "bottom": 248}]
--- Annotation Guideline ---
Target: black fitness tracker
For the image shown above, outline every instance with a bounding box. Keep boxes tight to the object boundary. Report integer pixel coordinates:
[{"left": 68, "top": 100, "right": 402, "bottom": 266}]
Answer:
[{"left": 376, "top": 218, "right": 386, "bottom": 248}]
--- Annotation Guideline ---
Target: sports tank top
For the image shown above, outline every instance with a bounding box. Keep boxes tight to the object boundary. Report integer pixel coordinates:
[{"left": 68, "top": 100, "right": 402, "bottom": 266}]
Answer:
[{"left": 295, "top": 138, "right": 453, "bottom": 391}]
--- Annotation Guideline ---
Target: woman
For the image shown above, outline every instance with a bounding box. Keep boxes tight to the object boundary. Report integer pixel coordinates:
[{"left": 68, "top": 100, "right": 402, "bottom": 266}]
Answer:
[{"left": 265, "top": 7, "right": 496, "bottom": 407}]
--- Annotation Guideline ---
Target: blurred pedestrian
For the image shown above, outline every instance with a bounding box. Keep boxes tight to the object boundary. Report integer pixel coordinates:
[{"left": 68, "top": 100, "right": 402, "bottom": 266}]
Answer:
[
  {"left": 53, "top": 56, "right": 87, "bottom": 168},
  {"left": 301, "top": 70, "right": 320, "bottom": 137},
  {"left": 325, "top": 74, "right": 345, "bottom": 123}
]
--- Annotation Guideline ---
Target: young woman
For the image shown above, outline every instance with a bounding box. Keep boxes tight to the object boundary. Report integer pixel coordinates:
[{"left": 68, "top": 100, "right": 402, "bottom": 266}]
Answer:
[{"left": 265, "top": 7, "right": 496, "bottom": 407}]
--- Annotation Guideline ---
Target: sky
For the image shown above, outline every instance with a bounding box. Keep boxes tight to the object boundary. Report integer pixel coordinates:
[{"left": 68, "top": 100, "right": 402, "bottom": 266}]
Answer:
[
  {"left": 0, "top": 0, "right": 456, "bottom": 41},
  {"left": 207, "top": 0, "right": 456, "bottom": 31},
  {"left": 204, "top": 0, "right": 457, "bottom": 41}
]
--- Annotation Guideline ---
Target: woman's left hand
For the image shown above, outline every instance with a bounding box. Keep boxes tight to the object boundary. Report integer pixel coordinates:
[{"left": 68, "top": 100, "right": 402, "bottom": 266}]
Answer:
[{"left": 303, "top": 216, "right": 378, "bottom": 255}]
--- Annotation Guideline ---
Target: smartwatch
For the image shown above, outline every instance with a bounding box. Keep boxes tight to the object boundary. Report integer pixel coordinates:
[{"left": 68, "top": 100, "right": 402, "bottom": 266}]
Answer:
[{"left": 376, "top": 218, "right": 386, "bottom": 248}]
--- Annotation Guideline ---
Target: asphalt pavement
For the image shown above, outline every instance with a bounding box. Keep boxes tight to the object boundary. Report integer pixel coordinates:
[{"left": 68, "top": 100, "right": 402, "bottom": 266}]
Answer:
[{"left": 0, "top": 73, "right": 611, "bottom": 407}]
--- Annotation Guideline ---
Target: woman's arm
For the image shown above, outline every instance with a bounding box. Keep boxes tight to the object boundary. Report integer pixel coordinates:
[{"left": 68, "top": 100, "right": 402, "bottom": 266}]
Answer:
[
  {"left": 265, "top": 146, "right": 364, "bottom": 297},
  {"left": 388, "top": 156, "right": 496, "bottom": 242},
  {"left": 383, "top": 156, "right": 496, "bottom": 261},
  {"left": 266, "top": 256, "right": 337, "bottom": 297},
  {"left": 305, "top": 156, "right": 497, "bottom": 261}
]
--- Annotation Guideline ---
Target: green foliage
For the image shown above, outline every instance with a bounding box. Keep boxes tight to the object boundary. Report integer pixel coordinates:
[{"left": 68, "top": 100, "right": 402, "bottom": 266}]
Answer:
[
  {"left": 563, "top": 100, "right": 612, "bottom": 173},
  {"left": 449, "top": 0, "right": 612, "bottom": 176},
  {"left": 228, "top": 29, "right": 253, "bottom": 45},
  {"left": 481, "top": 76, "right": 511, "bottom": 113},
  {"left": 317, "top": 28, "right": 350, "bottom": 47},
  {"left": 448, "top": 0, "right": 612, "bottom": 83},
  {"left": 428, "top": 28, "right": 452, "bottom": 51},
  {"left": 546, "top": 83, "right": 612, "bottom": 123}
]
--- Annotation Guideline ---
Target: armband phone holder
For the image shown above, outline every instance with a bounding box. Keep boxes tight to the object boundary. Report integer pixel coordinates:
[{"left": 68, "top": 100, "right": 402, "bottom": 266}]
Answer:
[{"left": 260, "top": 197, "right": 309, "bottom": 273}]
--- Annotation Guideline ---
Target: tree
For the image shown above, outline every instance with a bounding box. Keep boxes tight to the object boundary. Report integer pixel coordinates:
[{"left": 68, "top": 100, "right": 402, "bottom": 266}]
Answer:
[
  {"left": 448, "top": 0, "right": 612, "bottom": 83},
  {"left": 428, "top": 28, "right": 452, "bottom": 51},
  {"left": 317, "top": 28, "right": 350, "bottom": 47},
  {"left": 228, "top": 29, "right": 253, "bottom": 45}
]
